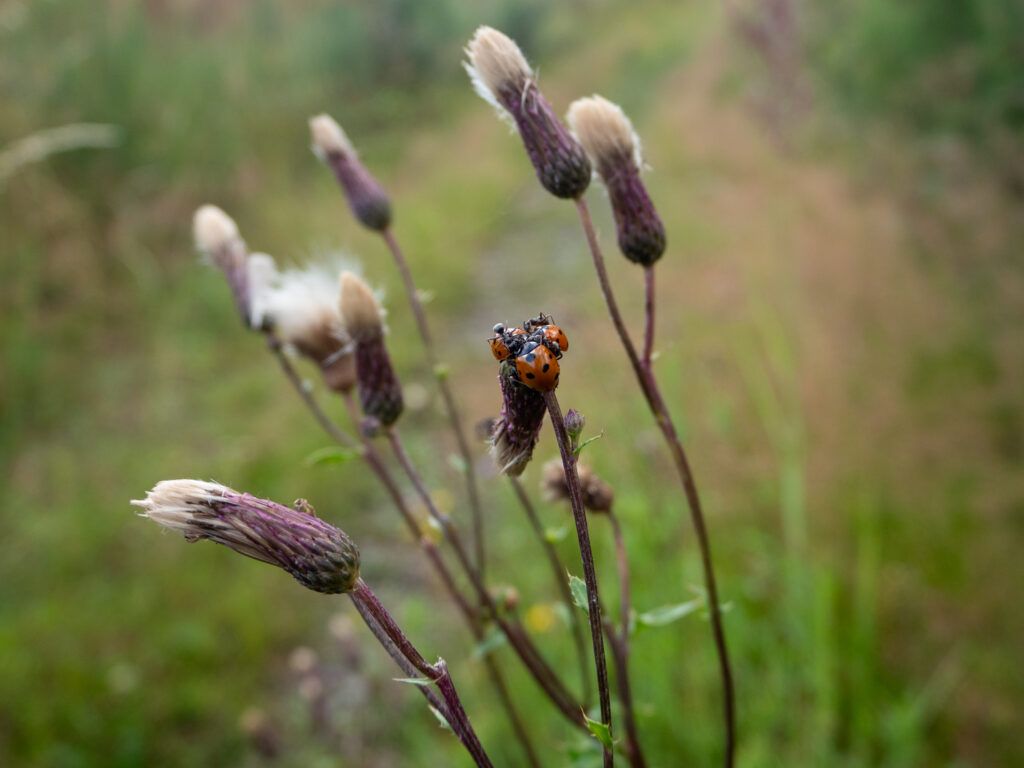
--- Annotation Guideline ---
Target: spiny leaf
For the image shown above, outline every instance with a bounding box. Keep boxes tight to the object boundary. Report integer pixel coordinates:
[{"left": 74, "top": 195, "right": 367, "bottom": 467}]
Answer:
[
  {"left": 584, "top": 714, "right": 615, "bottom": 750},
  {"left": 635, "top": 597, "right": 703, "bottom": 629},
  {"left": 428, "top": 705, "right": 452, "bottom": 731},
  {"left": 573, "top": 431, "right": 605, "bottom": 457},
  {"left": 568, "top": 574, "right": 590, "bottom": 614},
  {"left": 304, "top": 446, "right": 360, "bottom": 466},
  {"left": 393, "top": 676, "right": 432, "bottom": 687}
]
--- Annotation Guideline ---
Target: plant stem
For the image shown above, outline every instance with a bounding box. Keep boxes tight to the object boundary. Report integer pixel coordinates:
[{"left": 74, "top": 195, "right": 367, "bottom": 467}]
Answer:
[
  {"left": 607, "top": 511, "right": 646, "bottom": 768},
  {"left": 382, "top": 227, "right": 487, "bottom": 579},
  {"left": 509, "top": 476, "right": 594, "bottom": 707},
  {"left": 575, "top": 197, "right": 736, "bottom": 767},
  {"left": 350, "top": 579, "right": 493, "bottom": 768},
  {"left": 543, "top": 391, "right": 614, "bottom": 768},
  {"left": 642, "top": 266, "right": 655, "bottom": 370},
  {"left": 386, "top": 427, "right": 587, "bottom": 730}
]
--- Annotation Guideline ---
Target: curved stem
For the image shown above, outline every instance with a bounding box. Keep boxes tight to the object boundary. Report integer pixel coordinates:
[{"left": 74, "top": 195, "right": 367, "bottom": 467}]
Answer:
[
  {"left": 543, "top": 391, "right": 614, "bottom": 768},
  {"left": 382, "top": 228, "right": 487, "bottom": 579},
  {"left": 607, "top": 512, "right": 647, "bottom": 768},
  {"left": 350, "top": 579, "right": 493, "bottom": 768},
  {"left": 575, "top": 197, "right": 736, "bottom": 767},
  {"left": 509, "top": 476, "right": 594, "bottom": 707},
  {"left": 386, "top": 427, "right": 586, "bottom": 730}
]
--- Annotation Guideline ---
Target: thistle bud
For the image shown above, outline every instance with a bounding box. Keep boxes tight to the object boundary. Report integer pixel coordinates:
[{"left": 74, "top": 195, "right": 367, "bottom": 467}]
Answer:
[
  {"left": 567, "top": 96, "right": 666, "bottom": 266},
  {"left": 193, "top": 205, "right": 255, "bottom": 325},
  {"left": 465, "top": 26, "right": 591, "bottom": 199},
  {"left": 564, "top": 408, "right": 586, "bottom": 449},
  {"left": 133, "top": 480, "right": 361, "bottom": 594},
  {"left": 541, "top": 459, "right": 615, "bottom": 514},
  {"left": 340, "top": 272, "right": 403, "bottom": 426},
  {"left": 261, "top": 262, "right": 356, "bottom": 394},
  {"left": 309, "top": 114, "right": 392, "bottom": 232},
  {"left": 490, "top": 364, "right": 546, "bottom": 476}
]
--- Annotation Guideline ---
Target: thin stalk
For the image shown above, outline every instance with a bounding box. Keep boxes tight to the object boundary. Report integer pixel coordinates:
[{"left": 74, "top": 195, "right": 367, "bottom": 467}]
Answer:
[
  {"left": 575, "top": 197, "right": 735, "bottom": 767},
  {"left": 642, "top": 266, "right": 655, "bottom": 370},
  {"left": 386, "top": 426, "right": 587, "bottom": 730},
  {"left": 338, "top": 393, "right": 542, "bottom": 768},
  {"left": 509, "top": 476, "right": 593, "bottom": 706},
  {"left": 543, "top": 391, "right": 614, "bottom": 768},
  {"left": 382, "top": 227, "right": 487, "bottom": 578},
  {"left": 607, "top": 511, "right": 646, "bottom": 768},
  {"left": 350, "top": 579, "right": 493, "bottom": 768}
]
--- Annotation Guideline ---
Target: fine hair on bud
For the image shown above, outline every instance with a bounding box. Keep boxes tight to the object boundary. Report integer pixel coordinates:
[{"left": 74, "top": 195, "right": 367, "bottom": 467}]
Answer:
[
  {"left": 193, "top": 205, "right": 255, "bottom": 325},
  {"left": 340, "top": 272, "right": 403, "bottom": 426},
  {"left": 309, "top": 114, "right": 392, "bottom": 232},
  {"left": 490, "top": 364, "right": 546, "bottom": 476},
  {"left": 465, "top": 26, "right": 591, "bottom": 199},
  {"left": 568, "top": 96, "right": 666, "bottom": 266},
  {"left": 260, "top": 259, "right": 357, "bottom": 393},
  {"left": 133, "top": 480, "right": 361, "bottom": 594},
  {"left": 541, "top": 459, "right": 615, "bottom": 513}
]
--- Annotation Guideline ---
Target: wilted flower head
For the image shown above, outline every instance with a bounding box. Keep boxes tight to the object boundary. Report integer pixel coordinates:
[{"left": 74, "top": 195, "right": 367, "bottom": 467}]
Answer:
[
  {"left": 193, "top": 205, "right": 256, "bottom": 325},
  {"left": 541, "top": 459, "right": 615, "bottom": 513},
  {"left": 465, "top": 26, "right": 591, "bottom": 199},
  {"left": 260, "top": 260, "right": 356, "bottom": 393},
  {"left": 340, "top": 272, "right": 403, "bottom": 426},
  {"left": 490, "top": 364, "right": 546, "bottom": 476},
  {"left": 567, "top": 96, "right": 666, "bottom": 266},
  {"left": 309, "top": 114, "right": 392, "bottom": 232},
  {"left": 133, "top": 480, "right": 361, "bottom": 594}
]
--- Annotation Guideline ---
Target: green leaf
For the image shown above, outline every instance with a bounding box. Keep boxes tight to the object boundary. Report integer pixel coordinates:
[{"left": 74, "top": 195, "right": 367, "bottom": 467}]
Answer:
[
  {"left": 428, "top": 705, "right": 452, "bottom": 731},
  {"left": 574, "top": 431, "right": 605, "bottom": 456},
  {"left": 636, "top": 598, "right": 703, "bottom": 629},
  {"left": 584, "top": 714, "right": 614, "bottom": 750},
  {"left": 472, "top": 627, "right": 508, "bottom": 659},
  {"left": 544, "top": 525, "right": 568, "bottom": 543},
  {"left": 393, "top": 676, "right": 432, "bottom": 687},
  {"left": 568, "top": 574, "right": 590, "bottom": 614},
  {"left": 304, "top": 446, "right": 360, "bottom": 467}
]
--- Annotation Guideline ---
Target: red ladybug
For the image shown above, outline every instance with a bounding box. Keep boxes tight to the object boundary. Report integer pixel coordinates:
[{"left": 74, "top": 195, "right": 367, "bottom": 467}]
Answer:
[
  {"left": 539, "top": 324, "right": 569, "bottom": 355},
  {"left": 488, "top": 324, "right": 528, "bottom": 361},
  {"left": 514, "top": 341, "right": 560, "bottom": 391}
]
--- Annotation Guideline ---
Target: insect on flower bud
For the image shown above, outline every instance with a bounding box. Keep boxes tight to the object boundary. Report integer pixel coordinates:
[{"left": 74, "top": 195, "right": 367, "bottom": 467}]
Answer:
[
  {"left": 133, "top": 480, "right": 361, "bottom": 594},
  {"left": 465, "top": 27, "right": 591, "bottom": 199},
  {"left": 541, "top": 459, "right": 615, "bottom": 514},
  {"left": 309, "top": 114, "right": 392, "bottom": 232},
  {"left": 340, "top": 272, "right": 403, "bottom": 427},
  {"left": 193, "top": 205, "right": 255, "bottom": 326},
  {"left": 567, "top": 96, "right": 666, "bottom": 266},
  {"left": 490, "top": 363, "right": 546, "bottom": 476}
]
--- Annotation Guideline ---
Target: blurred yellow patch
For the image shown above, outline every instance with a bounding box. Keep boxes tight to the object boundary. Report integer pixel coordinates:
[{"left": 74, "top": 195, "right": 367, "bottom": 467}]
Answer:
[{"left": 524, "top": 602, "right": 557, "bottom": 634}]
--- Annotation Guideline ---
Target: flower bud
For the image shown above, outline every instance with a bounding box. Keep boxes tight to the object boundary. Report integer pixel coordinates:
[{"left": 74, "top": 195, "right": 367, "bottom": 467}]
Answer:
[
  {"left": 340, "top": 272, "right": 403, "bottom": 426},
  {"left": 541, "top": 459, "right": 615, "bottom": 514},
  {"left": 193, "top": 205, "right": 255, "bottom": 325},
  {"left": 465, "top": 27, "right": 591, "bottom": 199},
  {"left": 568, "top": 96, "right": 666, "bottom": 265},
  {"left": 564, "top": 408, "right": 586, "bottom": 446},
  {"left": 133, "top": 480, "right": 361, "bottom": 594},
  {"left": 490, "top": 363, "right": 546, "bottom": 476},
  {"left": 310, "top": 114, "right": 392, "bottom": 232}
]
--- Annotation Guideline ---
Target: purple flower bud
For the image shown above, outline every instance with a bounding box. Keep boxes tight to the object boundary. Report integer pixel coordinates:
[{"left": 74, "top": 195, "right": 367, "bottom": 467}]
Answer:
[
  {"left": 310, "top": 115, "right": 392, "bottom": 232},
  {"left": 134, "top": 480, "right": 361, "bottom": 594},
  {"left": 490, "top": 363, "right": 546, "bottom": 476}
]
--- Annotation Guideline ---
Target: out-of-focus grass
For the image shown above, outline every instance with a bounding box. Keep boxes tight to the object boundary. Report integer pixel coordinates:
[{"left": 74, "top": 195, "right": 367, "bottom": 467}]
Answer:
[{"left": 3, "top": 0, "right": 1023, "bottom": 766}]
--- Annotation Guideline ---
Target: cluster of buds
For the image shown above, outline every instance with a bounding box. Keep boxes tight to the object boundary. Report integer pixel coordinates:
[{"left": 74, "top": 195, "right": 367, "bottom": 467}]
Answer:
[
  {"left": 465, "top": 27, "right": 591, "bottom": 200},
  {"left": 541, "top": 459, "right": 615, "bottom": 514},
  {"left": 309, "top": 114, "right": 392, "bottom": 232},
  {"left": 340, "top": 271, "right": 404, "bottom": 429},
  {"left": 133, "top": 480, "right": 361, "bottom": 594}
]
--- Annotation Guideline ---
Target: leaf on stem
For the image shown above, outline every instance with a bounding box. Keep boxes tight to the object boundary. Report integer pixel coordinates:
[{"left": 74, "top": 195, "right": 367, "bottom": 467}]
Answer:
[
  {"left": 568, "top": 573, "right": 590, "bottom": 613},
  {"left": 472, "top": 627, "right": 508, "bottom": 659},
  {"left": 584, "top": 713, "right": 615, "bottom": 750},
  {"left": 573, "top": 431, "right": 605, "bottom": 457},
  {"left": 304, "top": 446, "right": 361, "bottom": 466},
  {"left": 635, "top": 597, "right": 704, "bottom": 630}
]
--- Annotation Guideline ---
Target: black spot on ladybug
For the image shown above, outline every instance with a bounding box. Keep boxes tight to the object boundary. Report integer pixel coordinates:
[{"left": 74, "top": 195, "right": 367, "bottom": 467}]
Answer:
[
  {"left": 542, "top": 363, "right": 550, "bottom": 372},
  {"left": 526, "top": 372, "right": 535, "bottom": 379}
]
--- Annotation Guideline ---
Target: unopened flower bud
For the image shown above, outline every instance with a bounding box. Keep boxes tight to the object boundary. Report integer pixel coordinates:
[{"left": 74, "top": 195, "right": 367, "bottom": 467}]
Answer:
[
  {"left": 564, "top": 409, "right": 586, "bottom": 445},
  {"left": 340, "top": 272, "right": 403, "bottom": 426},
  {"left": 133, "top": 480, "right": 361, "bottom": 594},
  {"left": 491, "top": 364, "right": 546, "bottom": 476},
  {"left": 490, "top": 585, "right": 520, "bottom": 613},
  {"left": 310, "top": 114, "right": 392, "bottom": 232},
  {"left": 568, "top": 96, "right": 666, "bottom": 266},
  {"left": 541, "top": 459, "right": 615, "bottom": 514},
  {"left": 465, "top": 27, "right": 591, "bottom": 199},
  {"left": 193, "top": 205, "right": 255, "bottom": 325}
]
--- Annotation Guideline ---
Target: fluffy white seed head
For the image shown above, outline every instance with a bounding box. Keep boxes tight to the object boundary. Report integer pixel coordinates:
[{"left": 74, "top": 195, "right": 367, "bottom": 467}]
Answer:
[
  {"left": 464, "top": 26, "right": 532, "bottom": 117},
  {"left": 261, "top": 260, "right": 351, "bottom": 359},
  {"left": 339, "top": 271, "right": 384, "bottom": 343},
  {"left": 193, "top": 205, "right": 240, "bottom": 255},
  {"left": 309, "top": 114, "right": 355, "bottom": 160},
  {"left": 245, "top": 252, "right": 279, "bottom": 330},
  {"left": 567, "top": 95, "right": 644, "bottom": 173}
]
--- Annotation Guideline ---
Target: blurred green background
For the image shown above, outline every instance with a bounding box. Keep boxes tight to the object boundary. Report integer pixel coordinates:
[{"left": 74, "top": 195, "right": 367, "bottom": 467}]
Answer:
[{"left": 2, "top": 0, "right": 1023, "bottom": 765}]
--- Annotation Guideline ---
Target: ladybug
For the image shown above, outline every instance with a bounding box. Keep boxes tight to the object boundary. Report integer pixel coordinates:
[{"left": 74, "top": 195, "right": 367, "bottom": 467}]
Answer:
[
  {"left": 488, "top": 324, "right": 512, "bottom": 361},
  {"left": 514, "top": 340, "right": 561, "bottom": 391},
  {"left": 539, "top": 324, "right": 569, "bottom": 355}
]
